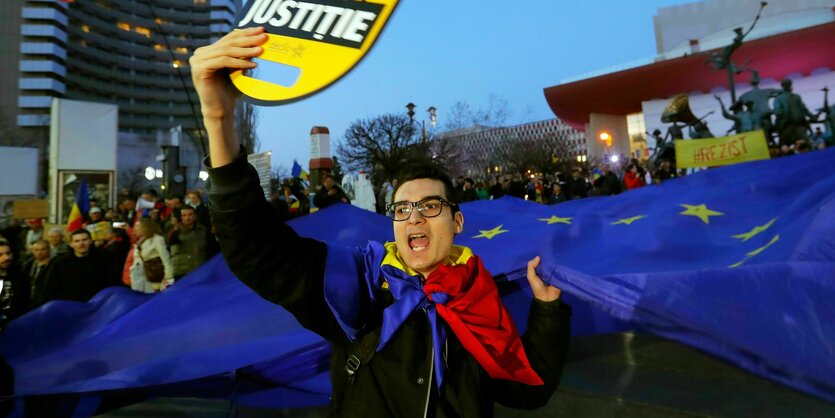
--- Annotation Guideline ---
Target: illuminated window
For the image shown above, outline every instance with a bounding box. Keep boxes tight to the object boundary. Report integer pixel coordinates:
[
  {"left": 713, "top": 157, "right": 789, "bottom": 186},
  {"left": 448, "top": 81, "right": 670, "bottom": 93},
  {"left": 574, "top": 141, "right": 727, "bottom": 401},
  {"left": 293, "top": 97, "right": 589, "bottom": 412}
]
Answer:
[
  {"left": 81, "top": 24, "right": 90, "bottom": 33},
  {"left": 117, "top": 22, "right": 130, "bottom": 31},
  {"left": 154, "top": 44, "right": 166, "bottom": 51},
  {"left": 175, "top": 47, "right": 188, "bottom": 54},
  {"left": 172, "top": 60, "right": 183, "bottom": 68},
  {"left": 155, "top": 18, "right": 167, "bottom": 25},
  {"left": 135, "top": 26, "right": 151, "bottom": 38},
  {"left": 194, "top": 0, "right": 207, "bottom": 4}
]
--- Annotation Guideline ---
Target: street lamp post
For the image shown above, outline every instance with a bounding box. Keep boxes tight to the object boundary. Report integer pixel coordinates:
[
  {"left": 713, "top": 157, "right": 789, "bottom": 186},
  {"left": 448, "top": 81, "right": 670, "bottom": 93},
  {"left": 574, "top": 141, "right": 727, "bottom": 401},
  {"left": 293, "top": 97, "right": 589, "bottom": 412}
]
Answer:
[{"left": 405, "top": 102, "right": 437, "bottom": 143}]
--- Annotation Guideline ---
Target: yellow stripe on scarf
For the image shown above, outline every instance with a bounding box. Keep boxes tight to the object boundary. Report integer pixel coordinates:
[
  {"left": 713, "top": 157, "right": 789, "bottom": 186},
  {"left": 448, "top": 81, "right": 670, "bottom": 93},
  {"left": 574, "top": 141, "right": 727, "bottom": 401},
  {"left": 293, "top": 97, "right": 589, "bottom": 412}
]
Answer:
[{"left": 381, "top": 242, "right": 474, "bottom": 278}]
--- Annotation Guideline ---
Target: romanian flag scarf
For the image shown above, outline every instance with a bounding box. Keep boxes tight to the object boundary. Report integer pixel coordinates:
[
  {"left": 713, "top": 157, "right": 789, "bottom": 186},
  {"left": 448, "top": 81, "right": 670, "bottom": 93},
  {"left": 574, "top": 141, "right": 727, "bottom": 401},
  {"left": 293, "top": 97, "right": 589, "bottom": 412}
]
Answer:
[{"left": 324, "top": 241, "right": 542, "bottom": 388}]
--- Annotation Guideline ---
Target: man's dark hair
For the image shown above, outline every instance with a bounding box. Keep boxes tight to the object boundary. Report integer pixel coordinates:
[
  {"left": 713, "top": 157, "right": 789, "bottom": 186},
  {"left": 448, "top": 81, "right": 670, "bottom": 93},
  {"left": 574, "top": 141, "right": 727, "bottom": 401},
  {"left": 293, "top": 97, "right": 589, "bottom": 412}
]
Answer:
[
  {"left": 69, "top": 228, "right": 91, "bottom": 239},
  {"left": 392, "top": 162, "right": 459, "bottom": 214},
  {"left": 145, "top": 189, "right": 158, "bottom": 198}
]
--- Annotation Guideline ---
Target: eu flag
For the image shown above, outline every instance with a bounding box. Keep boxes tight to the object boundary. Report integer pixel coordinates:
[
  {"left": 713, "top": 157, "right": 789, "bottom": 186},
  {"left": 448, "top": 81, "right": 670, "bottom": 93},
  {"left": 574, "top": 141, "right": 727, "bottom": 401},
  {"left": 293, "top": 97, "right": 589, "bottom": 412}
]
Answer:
[{"left": 1, "top": 148, "right": 833, "bottom": 414}]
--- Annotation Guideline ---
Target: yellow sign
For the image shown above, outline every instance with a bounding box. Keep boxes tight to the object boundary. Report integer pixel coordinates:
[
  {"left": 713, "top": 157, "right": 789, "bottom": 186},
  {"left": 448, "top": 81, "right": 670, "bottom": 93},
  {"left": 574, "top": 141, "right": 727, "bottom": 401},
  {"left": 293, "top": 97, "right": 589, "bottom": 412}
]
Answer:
[
  {"left": 674, "top": 130, "right": 770, "bottom": 169},
  {"left": 231, "top": 0, "right": 399, "bottom": 105},
  {"left": 12, "top": 200, "right": 49, "bottom": 219}
]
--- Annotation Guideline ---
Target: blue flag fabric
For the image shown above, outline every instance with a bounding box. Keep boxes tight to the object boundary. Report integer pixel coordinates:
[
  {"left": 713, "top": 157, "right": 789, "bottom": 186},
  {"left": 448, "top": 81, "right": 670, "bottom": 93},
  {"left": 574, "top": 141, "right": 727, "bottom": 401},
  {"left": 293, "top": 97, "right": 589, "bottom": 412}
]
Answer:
[
  {"left": 1, "top": 148, "right": 834, "bottom": 415},
  {"left": 291, "top": 160, "right": 302, "bottom": 178}
]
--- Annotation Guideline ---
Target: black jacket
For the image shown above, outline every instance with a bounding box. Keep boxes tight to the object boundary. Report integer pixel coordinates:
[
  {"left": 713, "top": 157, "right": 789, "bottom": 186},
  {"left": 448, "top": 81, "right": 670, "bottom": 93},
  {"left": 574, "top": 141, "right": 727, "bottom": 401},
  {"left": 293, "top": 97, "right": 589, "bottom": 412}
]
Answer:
[
  {"left": 0, "top": 266, "right": 30, "bottom": 329},
  {"left": 206, "top": 152, "right": 571, "bottom": 417},
  {"left": 40, "top": 248, "right": 121, "bottom": 305}
]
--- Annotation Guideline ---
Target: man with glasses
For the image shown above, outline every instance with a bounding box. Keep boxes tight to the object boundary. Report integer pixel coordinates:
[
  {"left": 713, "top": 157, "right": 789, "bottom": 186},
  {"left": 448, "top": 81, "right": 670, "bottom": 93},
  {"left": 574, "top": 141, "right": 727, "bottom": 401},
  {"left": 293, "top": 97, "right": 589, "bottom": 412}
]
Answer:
[{"left": 193, "top": 27, "right": 570, "bottom": 417}]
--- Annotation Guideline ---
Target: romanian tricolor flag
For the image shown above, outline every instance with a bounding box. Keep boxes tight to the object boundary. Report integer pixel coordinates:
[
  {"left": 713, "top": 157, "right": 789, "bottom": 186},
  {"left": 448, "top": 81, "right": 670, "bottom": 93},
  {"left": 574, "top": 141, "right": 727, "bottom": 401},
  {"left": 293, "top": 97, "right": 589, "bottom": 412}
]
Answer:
[{"left": 66, "top": 179, "right": 90, "bottom": 232}]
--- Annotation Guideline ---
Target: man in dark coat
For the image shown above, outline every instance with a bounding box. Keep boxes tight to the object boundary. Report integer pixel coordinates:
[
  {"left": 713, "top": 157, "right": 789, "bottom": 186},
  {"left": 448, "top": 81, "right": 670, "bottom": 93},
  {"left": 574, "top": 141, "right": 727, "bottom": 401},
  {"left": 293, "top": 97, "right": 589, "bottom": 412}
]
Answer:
[
  {"left": 192, "top": 27, "right": 571, "bottom": 417},
  {"left": 0, "top": 240, "right": 29, "bottom": 330},
  {"left": 314, "top": 175, "right": 350, "bottom": 209},
  {"left": 39, "top": 229, "right": 121, "bottom": 305}
]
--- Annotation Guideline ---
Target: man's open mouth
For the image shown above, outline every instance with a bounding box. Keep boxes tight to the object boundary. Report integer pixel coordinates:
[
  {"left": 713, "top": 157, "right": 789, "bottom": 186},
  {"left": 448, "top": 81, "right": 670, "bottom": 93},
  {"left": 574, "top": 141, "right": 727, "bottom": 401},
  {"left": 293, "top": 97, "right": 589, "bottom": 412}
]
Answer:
[{"left": 408, "top": 233, "right": 430, "bottom": 252}]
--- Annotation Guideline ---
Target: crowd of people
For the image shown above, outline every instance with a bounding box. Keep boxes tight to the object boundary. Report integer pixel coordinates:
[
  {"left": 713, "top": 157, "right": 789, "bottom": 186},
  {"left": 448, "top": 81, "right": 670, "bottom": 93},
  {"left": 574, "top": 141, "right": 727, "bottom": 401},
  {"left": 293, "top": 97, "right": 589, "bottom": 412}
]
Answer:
[{"left": 0, "top": 189, "right": 218, "bottom": 330}]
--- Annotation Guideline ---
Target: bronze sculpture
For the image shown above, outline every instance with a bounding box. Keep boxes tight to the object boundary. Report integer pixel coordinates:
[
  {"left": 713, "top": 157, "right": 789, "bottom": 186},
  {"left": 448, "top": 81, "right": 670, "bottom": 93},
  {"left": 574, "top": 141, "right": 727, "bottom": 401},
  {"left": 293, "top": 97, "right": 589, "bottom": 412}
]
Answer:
[{"left": 773, "top": 79, "right": 815, "bottom": 144}]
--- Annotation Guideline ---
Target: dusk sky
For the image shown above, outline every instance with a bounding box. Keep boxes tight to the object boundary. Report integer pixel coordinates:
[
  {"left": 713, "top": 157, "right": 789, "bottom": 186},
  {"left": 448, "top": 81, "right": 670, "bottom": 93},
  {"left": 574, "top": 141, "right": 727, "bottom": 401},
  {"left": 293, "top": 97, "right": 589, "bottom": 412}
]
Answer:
[{"left": 252, "top": 0, "right": 695, "bottom": 170}]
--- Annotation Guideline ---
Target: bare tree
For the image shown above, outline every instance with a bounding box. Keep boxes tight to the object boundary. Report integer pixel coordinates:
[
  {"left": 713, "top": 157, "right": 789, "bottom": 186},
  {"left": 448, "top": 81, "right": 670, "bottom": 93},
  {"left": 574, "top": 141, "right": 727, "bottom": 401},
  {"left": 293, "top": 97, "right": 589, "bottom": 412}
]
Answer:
[
  {"left": 337, "top": 113, "right": 427, "bottom": 186},
  {"left": 235, "top": 101, "right": 259, "bottom": 154},
  {"left": 474, "top": 94, "right": 511, "bottom": 128},
  {"left": 444, "top": 100, "right": 476, "bottom": 132},
  {"left": 442, "top": 94, "right": 513, "bottom": 132},
  {"left": 270, "top": 165, "right": 290, "bottom": 192},
  {"left": 497, "top": 136, "right": 575, "bottom": 175},
  {"left": 117, "top": 165, "right": 152, "bottom": 199}
]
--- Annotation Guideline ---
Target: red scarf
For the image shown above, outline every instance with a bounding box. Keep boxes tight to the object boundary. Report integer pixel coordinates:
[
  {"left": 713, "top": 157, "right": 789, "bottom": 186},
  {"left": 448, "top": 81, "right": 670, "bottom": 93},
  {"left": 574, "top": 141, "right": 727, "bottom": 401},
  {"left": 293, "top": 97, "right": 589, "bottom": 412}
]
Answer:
[{"left": 424, "top": 256, "right": 543, "bottom": 385}]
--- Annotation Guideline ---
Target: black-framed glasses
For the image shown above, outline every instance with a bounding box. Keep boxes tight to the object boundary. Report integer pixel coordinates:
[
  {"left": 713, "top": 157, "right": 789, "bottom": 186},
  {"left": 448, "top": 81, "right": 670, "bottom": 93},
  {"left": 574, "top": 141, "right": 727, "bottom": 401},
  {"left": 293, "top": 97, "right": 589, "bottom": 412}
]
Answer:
[{"left": 386, "top": 196, "right": 457, "bottom": 221}]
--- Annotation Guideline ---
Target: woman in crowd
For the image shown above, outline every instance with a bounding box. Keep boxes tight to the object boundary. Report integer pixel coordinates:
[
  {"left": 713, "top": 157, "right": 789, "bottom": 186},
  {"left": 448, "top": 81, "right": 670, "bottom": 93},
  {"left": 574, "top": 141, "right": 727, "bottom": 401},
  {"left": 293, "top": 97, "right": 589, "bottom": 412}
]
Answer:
[
  {"left": 129, "top": 218, "right": 173, "bottom": 293},
  {"left": 624, "top": 163, "right": 646, "bottom": 190}
]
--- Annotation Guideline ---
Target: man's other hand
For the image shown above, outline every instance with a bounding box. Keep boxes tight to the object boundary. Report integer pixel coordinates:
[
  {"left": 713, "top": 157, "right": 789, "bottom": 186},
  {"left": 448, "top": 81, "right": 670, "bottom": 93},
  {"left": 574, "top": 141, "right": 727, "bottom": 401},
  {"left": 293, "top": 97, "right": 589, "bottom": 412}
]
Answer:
[{"left": 527, "top": 256, "right": 561, "bottom": 302}]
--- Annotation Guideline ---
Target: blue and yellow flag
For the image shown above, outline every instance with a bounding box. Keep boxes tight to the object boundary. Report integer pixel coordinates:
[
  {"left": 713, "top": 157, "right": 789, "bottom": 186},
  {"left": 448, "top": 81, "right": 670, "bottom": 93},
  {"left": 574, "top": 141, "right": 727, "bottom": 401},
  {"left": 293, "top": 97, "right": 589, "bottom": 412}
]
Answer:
[
  {"left": 291, "top": 160, "right": 309, "bottom": 182},
  {"left": 1, "top": 148, "right": 833, "bottom": 412}
]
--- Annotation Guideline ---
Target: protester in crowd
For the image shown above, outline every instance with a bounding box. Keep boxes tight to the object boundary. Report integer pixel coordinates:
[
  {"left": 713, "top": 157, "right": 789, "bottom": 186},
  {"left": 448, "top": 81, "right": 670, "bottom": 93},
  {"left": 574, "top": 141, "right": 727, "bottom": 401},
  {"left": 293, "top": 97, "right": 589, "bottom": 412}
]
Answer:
[
  {"left": 162, "top": 195, "right": 184, "bottom": 232},
  {"left": 475, "top": 181, "right": 490, "bottom": 200},
  {"left": 0, "top": 239, "right": 29, "bottom": 330},
  {"left": 313, "top": 175, "right": 350, "bottom": 209},
  {"left": 137, "top": 189, "right": 161, "bottom": 218},
  {"left": 88, "top": 207, "right": 104, "bottom": 225},
  {"left": 168, "top": 206, "right": 213, "bottom": 280},
  {"left": 624, "top": 163, "right": 646, "bottom": 190},
  {"left": 119, "top": 197, "right": 138, "bottom": 226},
  {"left": 46, "top": 227, "right": 69, "bottom": 258},
  {"left": 489, "top": 175, "right": 505, "bottom": 199},
  {"left": 99, "top": 224, "right": 131, "bottom": 272},
  {"left": 17, "top": 218, "right": 45, "bottom": 263},
  {"left": 566, "top": 168, "right": 591, "bottom": 199},
  {"left": 192, "top": 28, "right": 570, "bottom": 416},
  {"left": 460, "top": 177, "right": 479, "bottom": 202},
  {"left": 593, "top": 165, "right": 622, "bottom": 196},
  {"left": 129, "top": 217, "right": 173, "bottom": 293},
  {"left": 508, "top": 173, "right": 527, "bottom": 198},
  {"left": 104, "top": 208, "right": 117, "bottom": 222},
  {"left": 653, "top": 160, "right": 678, "bottom": 184},
  {"left": 527, "top": 177, "right": 546, "bottom": 203},
  {"left": 548, "top": 183, "right": 569, "bottom": 205},
  {"left": 186, "top": 190, "right": 211, "bottom": 228},
  {"left": 39, "top": 229, "right": 121, "bottom": 305},
  {"left": 24, "top": 239, "right": 52, "bottom": 310},
  {"left": 269, "top": 189, "right": 292, "bottom": 222}
]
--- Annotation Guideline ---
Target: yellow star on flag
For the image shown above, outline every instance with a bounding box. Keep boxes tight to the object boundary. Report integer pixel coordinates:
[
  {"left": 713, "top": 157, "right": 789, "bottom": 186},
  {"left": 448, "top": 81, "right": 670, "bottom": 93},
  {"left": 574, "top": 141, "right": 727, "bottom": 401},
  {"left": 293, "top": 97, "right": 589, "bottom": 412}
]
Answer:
[
  {"left": 612, "top": 215, "right": 647, "bottom": 225},
  {"left": 732, "top": 218, "right": 777, "bottom": 242},
  {"left": 680, "top": 204, "right": 724, "bottom": 224},
  {"left": 473, "top": 225, "right": 508, "bottom": 239},
  {"left": 538, "top": 215, "right": 573, "bottom": 225}
]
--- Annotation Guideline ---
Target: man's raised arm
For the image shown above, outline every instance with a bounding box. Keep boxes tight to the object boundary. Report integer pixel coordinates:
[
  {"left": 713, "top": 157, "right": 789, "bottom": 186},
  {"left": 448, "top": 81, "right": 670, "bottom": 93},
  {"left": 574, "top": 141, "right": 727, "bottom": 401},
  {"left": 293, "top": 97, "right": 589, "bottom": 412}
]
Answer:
[
  {"left": 189, "top": 27, "right": 265, "bottom": 168},
  {"left": 189, "top": 28, "right": 344, "bottom": 341}
]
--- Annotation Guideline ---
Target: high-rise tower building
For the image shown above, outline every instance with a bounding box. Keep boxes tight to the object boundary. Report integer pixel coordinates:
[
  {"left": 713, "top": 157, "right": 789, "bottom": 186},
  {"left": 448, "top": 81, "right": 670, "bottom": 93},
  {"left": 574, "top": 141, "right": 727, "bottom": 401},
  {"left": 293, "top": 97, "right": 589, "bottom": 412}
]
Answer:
[
  {"left": 1, "top": 0, "right": 241, "bottom": 196},
  {"left": 17, "top": 0, "right": 238, "bottom": 133}
]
